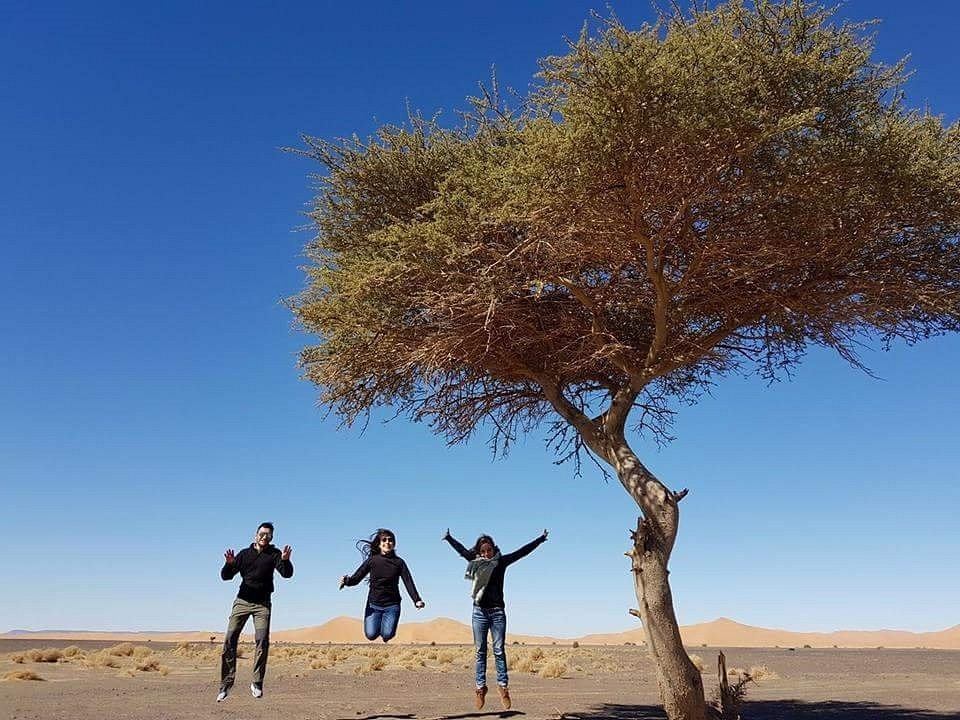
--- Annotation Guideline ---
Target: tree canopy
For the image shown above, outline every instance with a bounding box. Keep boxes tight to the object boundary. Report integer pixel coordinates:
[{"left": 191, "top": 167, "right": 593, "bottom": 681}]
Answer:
[{"left": 291, "top": 0, "right": 960, "bottom": 464}]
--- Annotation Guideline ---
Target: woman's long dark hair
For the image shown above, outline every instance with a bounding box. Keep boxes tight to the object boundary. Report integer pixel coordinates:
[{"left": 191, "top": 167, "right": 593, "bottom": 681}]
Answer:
[
  {"left": 356, "top": 528, "right": 396, "bottom": 560},
  {"left": 472, "top": 534, "right": 498, "bottom": 555}
]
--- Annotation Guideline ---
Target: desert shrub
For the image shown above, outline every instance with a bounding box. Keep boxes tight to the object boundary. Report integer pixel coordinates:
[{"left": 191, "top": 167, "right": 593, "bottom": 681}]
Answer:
[
  {"left": 437, "top": 650, "right": 456, "bottom": 664},
  {"left": 159, "top": 666, "right": 170, "bottom": 676},
  {"left": 135, "top": 658, "right": 162, "bottom": 672},
  {"left": 3, "top": 670, "right": 45, "bottom": 681},
  {"left": 132, "top": 646, "right": 153, "bottom": 660},
  {"left": 803, "top": 644, "right": 812, "bottom": 649},
  {"left": 62, "top": 646, "right": 82, "bottom": 658},
  {"left": 83, "top": 651, "right": 120, "bottom": 668},
  {"left": 571, "top": 641, "right": 579, "bottom": 649},
  {"left": 310, "top": 658, "right": 330, "bottom": 670},
  {"left": 529, "top": 647, "right": 544, "bottom": 661},
  {"left": 727, "top": 666, "right": 747, "bottom": 677},
  {"left": 24, "top": 648, "right": 63, "bottom": 663},
  {"left": 688, "top": 654, "right": 705, "bottom": 672},
  {"left": 538, "top": 659, "right": 568, "bottom": 678},
  {"left": 510, "top": 653, "right": 536, "bottom": 673},
  {"left": 11, "top": 654, "right": 25, "bottom": 664},
  {"left": 748, "top": 665, "right": 779, "bottom": 681},
  {"left": 106, "top": 643, "right": 135, "bottom": 657}
]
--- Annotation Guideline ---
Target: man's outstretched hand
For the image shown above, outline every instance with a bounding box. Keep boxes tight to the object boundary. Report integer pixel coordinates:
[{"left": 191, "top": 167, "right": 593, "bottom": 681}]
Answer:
[
  {"left": 281, "top": 545, "right": 292, "bottom": 561},
  {"left": 224, "top": 549, "right": 236, "bottom": 564}
]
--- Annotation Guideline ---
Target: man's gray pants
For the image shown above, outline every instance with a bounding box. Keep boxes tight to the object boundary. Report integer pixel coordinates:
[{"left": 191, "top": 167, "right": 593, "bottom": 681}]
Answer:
[{"left": 220, "top": 597, "right": 271, "bottom": 689}]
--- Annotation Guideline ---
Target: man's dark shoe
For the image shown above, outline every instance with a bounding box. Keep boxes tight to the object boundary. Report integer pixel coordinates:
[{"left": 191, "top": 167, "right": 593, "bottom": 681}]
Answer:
[{"left": 475, "top": 685, "right": 487, "bottom": 710}]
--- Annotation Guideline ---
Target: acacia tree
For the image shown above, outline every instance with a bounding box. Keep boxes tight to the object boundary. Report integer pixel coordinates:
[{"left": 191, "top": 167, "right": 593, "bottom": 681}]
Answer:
[{"left": 290, "top": 3, "right": 960, "bottom": 719}]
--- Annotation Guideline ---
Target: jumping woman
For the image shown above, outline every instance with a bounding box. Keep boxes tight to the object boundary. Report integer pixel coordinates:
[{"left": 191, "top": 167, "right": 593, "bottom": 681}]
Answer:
[
  {"left": 443, "top": 528, "right": 548, "bottom": 710},
  {"left": 339, "top": 528, "right": 425, "bottom": 642}
]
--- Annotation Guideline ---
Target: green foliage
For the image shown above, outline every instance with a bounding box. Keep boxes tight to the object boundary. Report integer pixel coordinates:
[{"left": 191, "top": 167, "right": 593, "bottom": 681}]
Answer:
[{"left": 290, "top": 1, "right": 960, "bottom": 457}]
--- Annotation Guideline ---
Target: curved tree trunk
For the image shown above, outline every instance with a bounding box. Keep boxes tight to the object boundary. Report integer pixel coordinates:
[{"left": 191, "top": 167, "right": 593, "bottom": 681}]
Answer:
[{"left": 609, "top": 437, "right": 707, "bottom": 720}]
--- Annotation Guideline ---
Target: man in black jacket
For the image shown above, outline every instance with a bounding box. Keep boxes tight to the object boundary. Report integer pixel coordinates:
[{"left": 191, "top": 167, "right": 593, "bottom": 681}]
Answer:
[{"left": 217, "top": 522, "right": 293, "bottom": 702}]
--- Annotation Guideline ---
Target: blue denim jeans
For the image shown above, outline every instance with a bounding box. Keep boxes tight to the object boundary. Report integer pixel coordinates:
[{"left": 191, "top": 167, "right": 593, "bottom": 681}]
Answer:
[
  {"left": 472, "top": 605, "right": 508, "bottom": 688},
  {"left": 364, "top": 602, "right": 401, "bottom": 642}
]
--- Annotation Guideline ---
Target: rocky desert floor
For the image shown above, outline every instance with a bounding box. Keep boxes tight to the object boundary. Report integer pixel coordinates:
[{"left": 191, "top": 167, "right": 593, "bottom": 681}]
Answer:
[{"left": 1, "top": 639, "right": 958, "bottom": 720}]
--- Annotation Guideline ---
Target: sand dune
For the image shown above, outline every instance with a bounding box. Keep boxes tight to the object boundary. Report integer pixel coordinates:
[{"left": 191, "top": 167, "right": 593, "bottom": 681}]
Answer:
[{"left": 6, "top": 617, "right": 960, "bottom": 648}]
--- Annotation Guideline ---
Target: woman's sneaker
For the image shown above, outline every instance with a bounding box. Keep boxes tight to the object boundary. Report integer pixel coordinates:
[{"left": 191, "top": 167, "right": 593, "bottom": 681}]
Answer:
[
  {"left": 216, "top": 687, "right": 229, "bottom": 702},
  {"left": 474, "top": 685, "right": 487, "bottom": 709},
  {"left": 250, "top": 683, "right": 263, "bottom": 698},
  {"left": 498, "top": 685, "right": 511, "bottom": 709}
]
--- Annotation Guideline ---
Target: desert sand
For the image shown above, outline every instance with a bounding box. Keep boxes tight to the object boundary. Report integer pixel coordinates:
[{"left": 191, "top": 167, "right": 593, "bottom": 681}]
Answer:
[{"left": 1, "top": 639, "right": 958, "bottom": 720}]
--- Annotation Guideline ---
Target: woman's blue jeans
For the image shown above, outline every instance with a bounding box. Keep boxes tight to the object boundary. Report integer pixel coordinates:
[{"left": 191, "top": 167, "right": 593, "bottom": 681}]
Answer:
[
  {"left": 364, "top": 603, "right": 401, "bottom": 642},
  {"left": 472, "top": 605, "right": 508, "bottom": 688}
]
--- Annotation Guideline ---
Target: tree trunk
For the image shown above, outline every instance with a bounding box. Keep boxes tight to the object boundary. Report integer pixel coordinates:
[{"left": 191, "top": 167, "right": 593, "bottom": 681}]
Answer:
[{"left": 611, "top": 438, "right": 706, "bottom": 720}]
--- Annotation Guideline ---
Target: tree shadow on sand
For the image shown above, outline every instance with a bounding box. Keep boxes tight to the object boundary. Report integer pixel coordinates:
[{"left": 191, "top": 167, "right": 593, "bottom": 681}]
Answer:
[
  {"left": 568, "top": 701, "right": 960, "bottom": 720},
  {"left": 341, "top": 712, "right": 524, "bottom": 720}
]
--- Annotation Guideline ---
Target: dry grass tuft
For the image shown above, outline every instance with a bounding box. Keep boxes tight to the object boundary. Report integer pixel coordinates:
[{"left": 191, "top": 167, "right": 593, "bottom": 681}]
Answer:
[
  {"left": 105, "top": 643, "right": 135, "bottom": 657},
  {"left": 436, "top": 650, "right": 456, "bottom": 664},
  {"left": 748, "top": 665, "right": 779, "bottom": 681},
  {"left": 537, "top": 658, "right": 568, "bottom": 678},
  {"left": 135, "top": 658, "right": 163, "bottom": 672},
  {"left": 510, "top": 653, "right": 537, "bottom": 673},
  {"left": 83, "top": 650, "right": 120, "bottom": 668},
  {"left": 3, "top": 670, "right": 45, "bottom": 681},
  {"left": 62, "top": 646, "right": 83, "bottom": 658},
  {"left": 10, "top": 654, "right": 25, "bottom": 664},
  {"left": 25, "top": 648, "right": 64, "bottom": 663},
  {"left": 310, "top": 658, "right": 331, "bottom": 670},
  {"left": 132, "top": 646, "right": 153, "bottom": 660}
]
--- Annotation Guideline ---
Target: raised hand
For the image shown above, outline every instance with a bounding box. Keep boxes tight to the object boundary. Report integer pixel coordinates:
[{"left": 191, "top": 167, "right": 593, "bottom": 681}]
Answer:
[
  {"left": 338, "top": 575, "right": 348, "bottom": 590},
  {"left": 415, "top": 600, "right": 425, "bottom": 609},
  {"left": 541, "top": 529, "right": 549, "bottom": 540},
  {"left": 281, "top": 545, "right": 292, "bottom": 561},
  {"left": 442, "top": 528, "right": 451, "bottom": 540},
  {"left": 224, "top": 548, "right": 236, "bottom": 564}
]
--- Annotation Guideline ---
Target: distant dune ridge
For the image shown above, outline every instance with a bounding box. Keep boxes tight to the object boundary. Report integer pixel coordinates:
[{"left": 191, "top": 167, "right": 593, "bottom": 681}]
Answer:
[{"left": 5, "top": 616, "right": 960, "bottom": 648}]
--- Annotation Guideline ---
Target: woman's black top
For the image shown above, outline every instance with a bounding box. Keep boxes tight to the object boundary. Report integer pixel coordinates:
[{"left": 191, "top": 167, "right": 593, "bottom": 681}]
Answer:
[
  {"left": 344, "top": 553, "right": 422, "bottom": 606},
  {"left": 445, "top": 534, "right": 545, "bottom": 609}
]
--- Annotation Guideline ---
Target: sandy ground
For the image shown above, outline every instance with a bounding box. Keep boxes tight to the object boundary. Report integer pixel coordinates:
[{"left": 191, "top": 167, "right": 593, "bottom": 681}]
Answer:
[{"left": 2, "top": 640, "right": 958, "bottom": 720}]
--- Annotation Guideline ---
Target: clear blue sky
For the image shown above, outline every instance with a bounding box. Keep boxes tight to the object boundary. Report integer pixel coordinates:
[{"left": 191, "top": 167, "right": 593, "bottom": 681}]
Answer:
[{"left": 2, "top": 1, "right": 957, "bottom": 638}]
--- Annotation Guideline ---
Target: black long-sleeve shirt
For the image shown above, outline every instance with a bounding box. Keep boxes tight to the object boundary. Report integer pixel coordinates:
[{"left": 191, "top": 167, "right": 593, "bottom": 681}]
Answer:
[
  {"left": 221, "top": 544, "right": 294, "bottom": 605},
  {"left": 445, "top": 534, "right": 546, "bottom": 609},
  {"left": 344, "top": 553, "right": 422, "bottom": 606}
]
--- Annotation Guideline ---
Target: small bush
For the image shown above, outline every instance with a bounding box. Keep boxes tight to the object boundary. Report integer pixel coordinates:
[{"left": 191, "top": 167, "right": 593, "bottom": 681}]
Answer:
[
  {"left": 62, "top": 646, "right": 82, "bottom": 658},
  {"left": 437, "top": 650, "right": 456, "bottom": 664},
  {"left": 11, "top": 654, "right": 25, "bottom": 664},
  {"left": 106, "top": 643, "right": 135, "bottom": 657},
  {"left": 748, "top": 665, "right": 779, "bottom": 682},
  {"left": 538, "top": 659, "right": 568, "bottom": 678},
  {"left": 132, "top": 646, "right": 153, "bottom": 660},
  {"left": 572, "top": 641, "right": 579, "bottom": 649},
  {"left": 135, "top": 658, "right": 162, "bottom": 672},
  {"left": 510, "top": 653, "right": 536, "bottom": 673},
  {"left": 4, "top": 670, "right": 45, "bottom": 681},
  {"left": 529, "top": 648, "right": 544, "bottom": 661}
]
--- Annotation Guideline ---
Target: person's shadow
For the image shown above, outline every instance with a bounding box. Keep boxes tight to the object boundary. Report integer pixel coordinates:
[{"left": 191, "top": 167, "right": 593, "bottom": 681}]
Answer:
[{"left": 565, "top": 701, "right": 960, "bottom": 720}]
